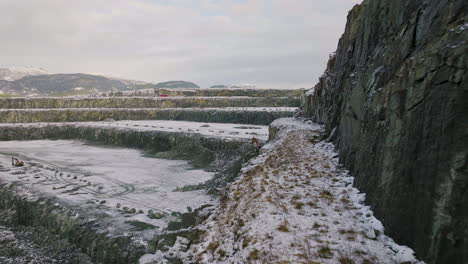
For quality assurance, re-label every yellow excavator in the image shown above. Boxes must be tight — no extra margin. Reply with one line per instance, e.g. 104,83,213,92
12,157,24,167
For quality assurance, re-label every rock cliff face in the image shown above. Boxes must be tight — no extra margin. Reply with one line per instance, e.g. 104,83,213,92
303,0,467,263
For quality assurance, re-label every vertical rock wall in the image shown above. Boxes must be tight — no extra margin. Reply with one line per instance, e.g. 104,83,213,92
303,0,467,263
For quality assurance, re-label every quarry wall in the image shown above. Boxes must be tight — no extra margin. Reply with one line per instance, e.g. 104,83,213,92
303,0,467,263
0,96,300,109
0,108,293,125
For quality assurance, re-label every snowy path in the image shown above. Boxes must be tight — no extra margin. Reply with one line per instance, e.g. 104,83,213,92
193,119,422,264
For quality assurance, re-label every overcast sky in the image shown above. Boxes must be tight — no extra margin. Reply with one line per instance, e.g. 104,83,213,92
1,0,361,88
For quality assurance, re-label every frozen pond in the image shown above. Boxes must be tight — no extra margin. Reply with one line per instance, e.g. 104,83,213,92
0,140,215,228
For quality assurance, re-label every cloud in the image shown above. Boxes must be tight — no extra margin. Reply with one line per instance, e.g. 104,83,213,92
0,0,361,87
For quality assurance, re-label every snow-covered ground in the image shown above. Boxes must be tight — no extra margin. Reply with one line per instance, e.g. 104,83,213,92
0,140,216,230
0,120,269,140
189,118,422,264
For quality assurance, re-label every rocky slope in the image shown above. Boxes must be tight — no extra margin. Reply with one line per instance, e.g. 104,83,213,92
0,208,92,264
303,0,467,263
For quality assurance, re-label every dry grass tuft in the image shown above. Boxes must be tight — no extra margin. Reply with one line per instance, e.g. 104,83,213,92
341,197,350,204
207,241,220,252
320,190,334,200
277,220,290,232
293,201,305,210
317,246,333,259
242,237,251,248
338,256,356,264
247,249,260,261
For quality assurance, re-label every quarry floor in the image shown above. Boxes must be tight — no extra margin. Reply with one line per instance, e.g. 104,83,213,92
0,140,215,225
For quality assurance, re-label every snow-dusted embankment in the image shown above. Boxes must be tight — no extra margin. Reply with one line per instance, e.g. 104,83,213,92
192,118,422,264
0,107,295,125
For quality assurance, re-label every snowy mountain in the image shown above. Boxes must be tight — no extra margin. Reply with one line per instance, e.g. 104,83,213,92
0,66,156,96
0,66,48,81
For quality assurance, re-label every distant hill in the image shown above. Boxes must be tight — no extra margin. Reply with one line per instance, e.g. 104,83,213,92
0,66,48,81
94,74,149,86
231,85,256,89
0,73,138,96
210,85,228,89
0,67,200,96
154,81,200,89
